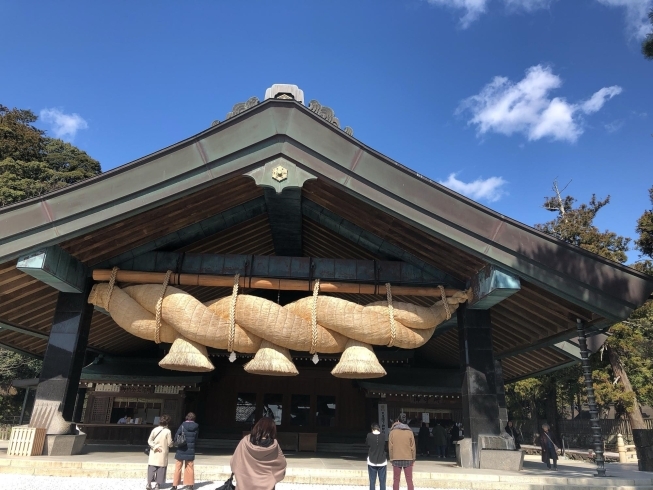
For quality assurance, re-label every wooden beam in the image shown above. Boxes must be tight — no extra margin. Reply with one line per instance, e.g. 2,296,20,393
97,196,268,267
0,341,43,359
302,199,465,289
93,269,468,298
0,318,49,340
505,360,578,383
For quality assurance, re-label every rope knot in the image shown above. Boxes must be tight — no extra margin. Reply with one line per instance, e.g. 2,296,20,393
438,285,451,320
155,270,172,344
310,279,320,363
228,273,240,361
386,283,397,347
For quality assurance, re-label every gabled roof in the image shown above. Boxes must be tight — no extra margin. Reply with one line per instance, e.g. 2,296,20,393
1,97,650,320
1,93,652,380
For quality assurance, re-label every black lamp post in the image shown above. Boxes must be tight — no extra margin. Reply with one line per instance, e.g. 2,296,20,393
576,318,606,477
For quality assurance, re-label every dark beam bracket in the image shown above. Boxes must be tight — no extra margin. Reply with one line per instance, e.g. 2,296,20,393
17,245,87,293
114,252,452,285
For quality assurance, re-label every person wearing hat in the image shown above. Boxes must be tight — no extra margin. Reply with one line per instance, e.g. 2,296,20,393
388,414,416,490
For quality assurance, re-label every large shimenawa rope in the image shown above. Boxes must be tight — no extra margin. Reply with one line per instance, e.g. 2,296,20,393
311,279,320,363
89,278,472,357
386,282,397,348
155,270,173,344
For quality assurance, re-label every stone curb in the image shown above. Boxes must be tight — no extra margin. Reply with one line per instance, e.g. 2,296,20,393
0,458,652,490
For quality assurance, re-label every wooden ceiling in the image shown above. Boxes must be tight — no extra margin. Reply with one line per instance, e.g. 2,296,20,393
0,175,587,380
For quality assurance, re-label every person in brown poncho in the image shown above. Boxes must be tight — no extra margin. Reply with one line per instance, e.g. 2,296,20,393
230,417,286,490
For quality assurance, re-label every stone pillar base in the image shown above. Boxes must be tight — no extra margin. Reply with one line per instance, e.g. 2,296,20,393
455,439,474,468
41,433,86,456
479,449,524,471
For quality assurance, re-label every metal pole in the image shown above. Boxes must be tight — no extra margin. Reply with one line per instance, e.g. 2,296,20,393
18,386,30,425
576,318,606,477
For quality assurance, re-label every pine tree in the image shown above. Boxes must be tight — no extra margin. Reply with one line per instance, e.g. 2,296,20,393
0,104,101,206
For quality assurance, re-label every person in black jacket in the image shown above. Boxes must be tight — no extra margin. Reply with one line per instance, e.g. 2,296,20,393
417,423,430,456
540,423,559,471
366,422,387,490
172,412,199,490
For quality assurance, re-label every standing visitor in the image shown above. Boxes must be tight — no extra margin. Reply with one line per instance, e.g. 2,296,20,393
172,412,199,490
505,420,521,450
147,414,173,490
540,423,559,470
388,414,416,490
366,423,387,490
432,422,447,458
230,417,287,490
417,422,430,457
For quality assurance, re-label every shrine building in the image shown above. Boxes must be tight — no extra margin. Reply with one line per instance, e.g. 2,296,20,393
1,84,652,468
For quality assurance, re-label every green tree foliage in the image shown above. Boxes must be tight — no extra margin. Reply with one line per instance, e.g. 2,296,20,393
643,11,653,60
536,183,630,263
0,104,101,207
634,186,653,273
0,105,45,162
0,350,41,424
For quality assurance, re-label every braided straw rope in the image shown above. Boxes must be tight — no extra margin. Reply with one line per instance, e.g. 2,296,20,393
155,270,173,344
105,267,119,306
310,279,320,355
386,283,396,347
228,273,240,354
439,285,451,320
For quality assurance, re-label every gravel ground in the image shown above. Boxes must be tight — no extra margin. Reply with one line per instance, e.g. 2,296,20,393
1,475,443,490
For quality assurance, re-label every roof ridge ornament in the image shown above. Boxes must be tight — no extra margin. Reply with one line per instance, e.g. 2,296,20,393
225,96,260,119
308,99,353,136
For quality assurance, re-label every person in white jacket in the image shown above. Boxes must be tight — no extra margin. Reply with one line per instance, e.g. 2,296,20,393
147,414,174,490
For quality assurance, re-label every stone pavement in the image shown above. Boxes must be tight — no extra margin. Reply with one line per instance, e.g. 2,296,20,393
1,444,652,489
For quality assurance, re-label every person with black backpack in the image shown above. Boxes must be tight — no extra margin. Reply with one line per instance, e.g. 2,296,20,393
172,412,199,490
366,423,387,490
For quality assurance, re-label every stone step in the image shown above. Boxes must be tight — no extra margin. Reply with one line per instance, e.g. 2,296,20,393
1,458,652,489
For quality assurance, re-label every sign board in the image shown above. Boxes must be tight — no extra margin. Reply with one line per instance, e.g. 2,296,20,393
422,412,430,424
378,403,389,440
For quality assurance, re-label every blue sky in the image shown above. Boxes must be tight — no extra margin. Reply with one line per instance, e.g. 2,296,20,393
1,0,651,263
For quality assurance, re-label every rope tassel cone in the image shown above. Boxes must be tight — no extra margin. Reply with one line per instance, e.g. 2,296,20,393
244,340,299,376
331,339,387,379
87,272,471,378
159,337,215,372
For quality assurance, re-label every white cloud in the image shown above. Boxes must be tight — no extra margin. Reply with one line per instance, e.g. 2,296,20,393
595,0,653,40
580,86,623,114
439,173,508,202
39,108,88,140
425,0,489,28
424,0,653,37
457,64,622,143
